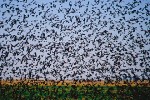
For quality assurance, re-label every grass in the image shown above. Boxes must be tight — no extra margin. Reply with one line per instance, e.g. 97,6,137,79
0,80,150,100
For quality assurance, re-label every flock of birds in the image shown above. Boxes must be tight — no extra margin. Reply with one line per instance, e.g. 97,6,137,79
0,0,150,82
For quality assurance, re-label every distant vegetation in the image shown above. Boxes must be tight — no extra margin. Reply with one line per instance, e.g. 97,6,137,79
1,84,150,99
0,80,150,100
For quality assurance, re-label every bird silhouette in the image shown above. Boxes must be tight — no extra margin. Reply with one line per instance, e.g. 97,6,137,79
0,0,149,87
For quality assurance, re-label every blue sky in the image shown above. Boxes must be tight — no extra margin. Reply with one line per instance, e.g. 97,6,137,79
0,0,150,80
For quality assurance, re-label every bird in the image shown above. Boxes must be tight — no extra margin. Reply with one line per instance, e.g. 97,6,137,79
0,0,149,87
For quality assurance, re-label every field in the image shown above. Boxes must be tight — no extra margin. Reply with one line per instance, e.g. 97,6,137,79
0,80,150,100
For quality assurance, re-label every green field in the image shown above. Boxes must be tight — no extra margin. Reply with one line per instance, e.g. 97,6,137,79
0,83,150,100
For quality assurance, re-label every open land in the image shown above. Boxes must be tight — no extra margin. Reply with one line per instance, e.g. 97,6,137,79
1,79,150,86
0,80,150,99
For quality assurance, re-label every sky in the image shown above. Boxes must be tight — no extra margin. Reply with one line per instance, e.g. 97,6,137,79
0,0,150,81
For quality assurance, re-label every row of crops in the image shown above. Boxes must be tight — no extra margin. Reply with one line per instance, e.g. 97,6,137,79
0,83,150,100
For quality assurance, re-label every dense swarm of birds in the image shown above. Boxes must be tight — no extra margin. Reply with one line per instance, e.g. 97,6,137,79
0,0,150,82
